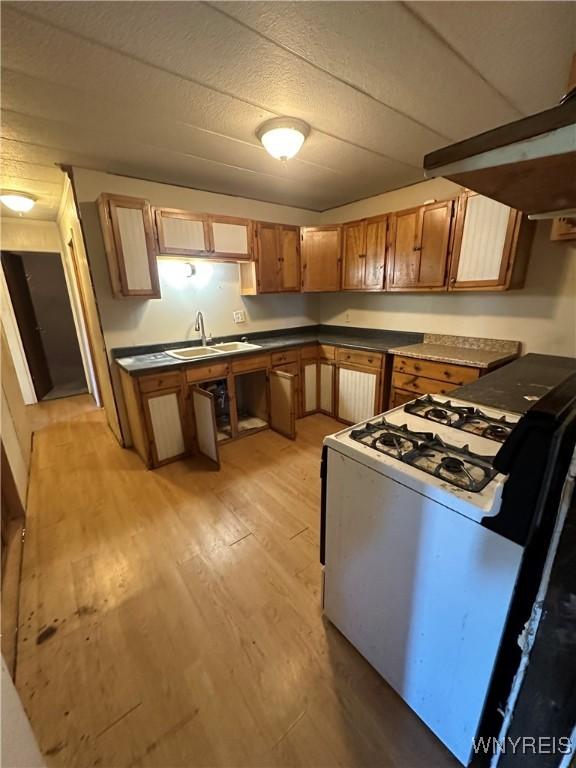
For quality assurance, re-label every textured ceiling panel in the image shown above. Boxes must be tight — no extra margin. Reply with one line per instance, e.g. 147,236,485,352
1,1,572,217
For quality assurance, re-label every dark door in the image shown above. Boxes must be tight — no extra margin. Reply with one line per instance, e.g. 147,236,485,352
1,251,53,399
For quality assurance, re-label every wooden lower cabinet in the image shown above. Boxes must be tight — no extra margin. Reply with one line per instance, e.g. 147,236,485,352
273,360,302,418
336,364,381,424
319,361,335,415
302,359,318,415
389,354,482,408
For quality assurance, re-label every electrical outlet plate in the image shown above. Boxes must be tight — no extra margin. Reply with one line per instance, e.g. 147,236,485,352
233,310,246,324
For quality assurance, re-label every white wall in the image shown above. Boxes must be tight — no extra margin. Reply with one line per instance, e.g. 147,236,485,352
73,168,320,351
318,180,576,357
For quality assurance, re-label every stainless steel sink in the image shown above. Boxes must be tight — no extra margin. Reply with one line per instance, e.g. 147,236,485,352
212,341,262,352
166,346,224,360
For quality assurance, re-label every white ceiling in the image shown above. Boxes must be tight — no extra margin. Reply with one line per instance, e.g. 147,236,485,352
1,1,574,219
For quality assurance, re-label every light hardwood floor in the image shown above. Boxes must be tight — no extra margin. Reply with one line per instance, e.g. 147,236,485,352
16,397,457,768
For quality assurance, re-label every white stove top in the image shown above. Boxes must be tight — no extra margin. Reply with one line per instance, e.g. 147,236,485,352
323,396,521,524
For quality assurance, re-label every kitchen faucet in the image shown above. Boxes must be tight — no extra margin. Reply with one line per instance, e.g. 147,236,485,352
194,310,208,346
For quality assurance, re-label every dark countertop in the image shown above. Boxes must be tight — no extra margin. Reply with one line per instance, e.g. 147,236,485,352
113,325,423,375
454,353,576,414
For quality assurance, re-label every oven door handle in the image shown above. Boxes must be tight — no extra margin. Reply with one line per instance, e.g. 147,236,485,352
320,446,327,565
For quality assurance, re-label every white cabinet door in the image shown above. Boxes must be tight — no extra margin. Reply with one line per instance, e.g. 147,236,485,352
319,362,334,415
451,194,516,289
145,390,186,464
269,370,296,440
210,218,251,259
156,210,209,256
302,362,318,414
192,387,220,467
337,366,378,424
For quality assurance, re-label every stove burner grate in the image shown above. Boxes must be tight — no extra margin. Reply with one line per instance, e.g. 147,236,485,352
404,395,517,443
403,438,497,492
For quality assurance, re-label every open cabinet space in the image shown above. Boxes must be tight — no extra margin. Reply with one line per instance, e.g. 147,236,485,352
234,370,269,436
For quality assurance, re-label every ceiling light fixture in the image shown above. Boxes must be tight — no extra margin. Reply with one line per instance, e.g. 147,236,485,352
257,117,310,161
0,191,36,213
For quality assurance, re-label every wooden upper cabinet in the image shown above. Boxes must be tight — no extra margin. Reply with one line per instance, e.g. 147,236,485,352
301,226,342,292
154,209,252,261
387,200,454,291
155,208,210,257
449,192,533,291
342,216,387,291
240,222,300,294
209,215,252,261
98,194,160,299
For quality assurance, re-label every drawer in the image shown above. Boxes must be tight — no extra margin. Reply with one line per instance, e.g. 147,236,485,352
336,348,382,368
393,356,480,385
271,349,299,366
186,362,230,383
300,344,318,360
318,344,335,360
273,361,299,377
232,353,271,373
139,371,182,393
392,372,459,397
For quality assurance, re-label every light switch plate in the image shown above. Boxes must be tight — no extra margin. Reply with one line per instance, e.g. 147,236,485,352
233,310,246,324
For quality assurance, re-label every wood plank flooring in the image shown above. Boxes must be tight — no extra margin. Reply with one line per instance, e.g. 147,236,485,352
16,398,458,768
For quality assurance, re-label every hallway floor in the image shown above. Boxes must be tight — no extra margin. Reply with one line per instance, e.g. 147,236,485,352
16,397,457,768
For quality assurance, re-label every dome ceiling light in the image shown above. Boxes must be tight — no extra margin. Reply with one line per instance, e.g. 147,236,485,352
257,117,310,161
0,191,36,213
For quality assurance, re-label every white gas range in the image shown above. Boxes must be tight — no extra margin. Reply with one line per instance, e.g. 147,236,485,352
321,395,524,766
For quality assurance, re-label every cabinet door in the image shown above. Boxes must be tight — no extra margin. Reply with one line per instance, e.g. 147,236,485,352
449,193,520,290
269,370,296,440
342,220,366,290
273,361,301,418
279,226,301,292
209,216,252,260
98,194,160,298
301,227,342,292
192,386,220,467
319,362,334,415
337,365,380,424
387,202,452,290
143,388,187,466
364,216,387,290
302,361,318,414
155,208,210,256
256,222,281,293
390,388,415,408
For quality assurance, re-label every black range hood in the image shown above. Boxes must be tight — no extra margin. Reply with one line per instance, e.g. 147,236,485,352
423,99,576,216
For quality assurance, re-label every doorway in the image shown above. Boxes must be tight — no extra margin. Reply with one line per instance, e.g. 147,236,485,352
1,251,88,401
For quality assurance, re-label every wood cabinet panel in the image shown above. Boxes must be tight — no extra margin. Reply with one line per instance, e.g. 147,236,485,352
336,365,380,424
301,226,342,292
271,349,299,366
449,192,532,291
391,372,459,397
139,371,182,393
387,201,453,291
269,370,296,440
336,348,382,369
392,356,480,385
550,216,576,241
143,389,187,465
302,361,318,415
272,361,301,418
390,388,416,408
364,216,387,290
319,362,335,415
231,354,271,373
98,194,160,298
300,344,319,360
342,221,366,290
185,363,230,383
257,222,280,293
318,344,336,360
280,226,301,292
155,208,210,256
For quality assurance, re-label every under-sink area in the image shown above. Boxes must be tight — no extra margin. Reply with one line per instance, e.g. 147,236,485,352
166,341,262,360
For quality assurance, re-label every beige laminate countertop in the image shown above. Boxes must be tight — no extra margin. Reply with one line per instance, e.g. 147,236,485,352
387,342,519,369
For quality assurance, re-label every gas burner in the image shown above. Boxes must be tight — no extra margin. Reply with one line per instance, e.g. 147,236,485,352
405,396,517,443
405,395,473,425
350,419,433,458
404,438,497,493
454,412,515,443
